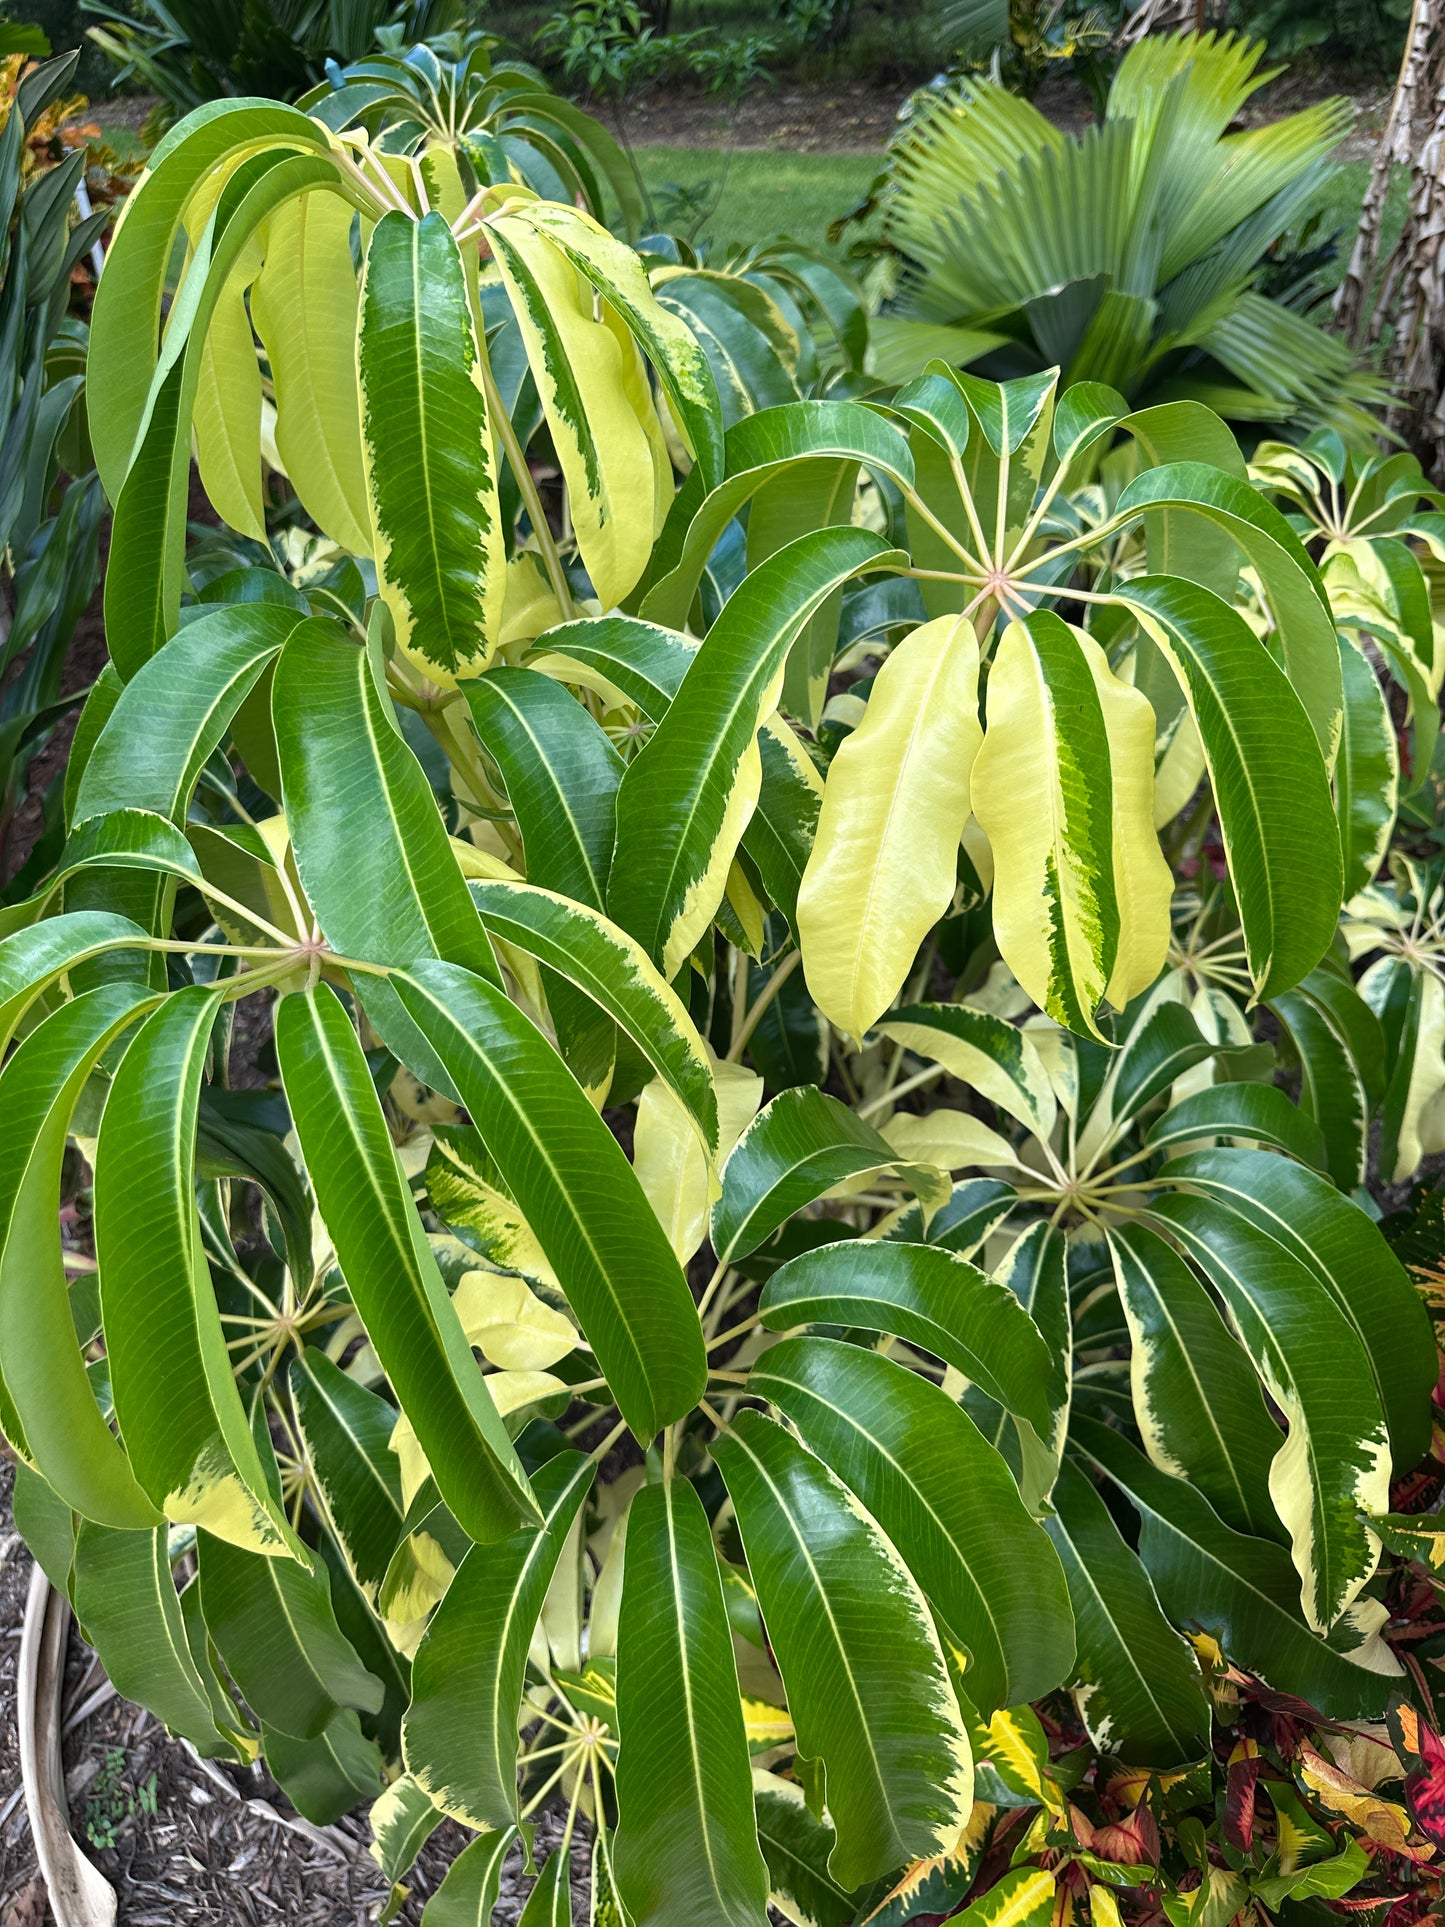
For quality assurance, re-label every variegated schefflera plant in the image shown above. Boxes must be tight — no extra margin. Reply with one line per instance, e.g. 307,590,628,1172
0,88,1439,1927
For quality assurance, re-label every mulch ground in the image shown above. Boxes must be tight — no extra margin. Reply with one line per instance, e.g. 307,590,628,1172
590,65,1395,158
0,1467,588,1927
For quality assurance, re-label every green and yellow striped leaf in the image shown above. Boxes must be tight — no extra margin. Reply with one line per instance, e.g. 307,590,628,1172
609,528,899,977
357,210,506,681
970,610,1172,1037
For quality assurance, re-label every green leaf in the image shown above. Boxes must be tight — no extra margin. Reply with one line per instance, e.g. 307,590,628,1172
467,879,717,1153
640,401,912,631
422,1830,518,1927
1159,1147,1435,1476
357,210,505,680
198,1520,383,1741
1117,577,1342,999
393,960,706,1439
403,1451,595,1829
274,614,498,1078
72,1520,252,1759
712,1086,942,1264
758,1238,1056,1448
0,910,149,1052
750,1336,1073,1714
713,1410,973,1891
74,603,304,820
1108,1224,1284,1541
613,1476,770,1927
276,983,540,1542
1045,1458,1210,1768
1073,1417,1397,1722
608,528,900,977
1149,1184,1389,1631
462,668,623,908
1145,1082,1328,1168
519,1848,572,1927
752,1774,854,1927
1116,462,1342,759
262,1709,385,1826
290,1348,406,1608
0,985,162,1526
275,615,495,975
1334,633,1396,897
1267,970,1383,1190
94,987,298,1554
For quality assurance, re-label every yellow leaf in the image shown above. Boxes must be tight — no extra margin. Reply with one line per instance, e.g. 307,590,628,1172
451,1269,578,1370
250,191,373,557
798,614,982,1041
882,1107,1026,1175
634,1057,763,1262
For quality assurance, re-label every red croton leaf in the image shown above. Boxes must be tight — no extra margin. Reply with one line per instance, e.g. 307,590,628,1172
1393,1703,1445,1849
1225,1740,1262,1856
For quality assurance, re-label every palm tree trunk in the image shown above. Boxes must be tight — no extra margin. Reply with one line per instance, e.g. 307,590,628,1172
1334,0,1435,343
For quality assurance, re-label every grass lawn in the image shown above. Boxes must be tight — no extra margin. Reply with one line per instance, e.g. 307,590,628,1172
632,145,882,260
1314,158,1407,289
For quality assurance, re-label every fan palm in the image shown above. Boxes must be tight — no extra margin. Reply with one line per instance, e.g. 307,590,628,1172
872,31,1381,434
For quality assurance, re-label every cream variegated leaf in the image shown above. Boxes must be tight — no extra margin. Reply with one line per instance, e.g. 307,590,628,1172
797,614,982,1042
971,611,1172,1038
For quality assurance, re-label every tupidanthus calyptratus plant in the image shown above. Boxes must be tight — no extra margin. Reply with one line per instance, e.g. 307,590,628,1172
0,85,1434,1927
